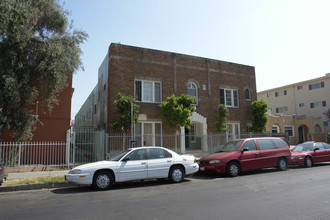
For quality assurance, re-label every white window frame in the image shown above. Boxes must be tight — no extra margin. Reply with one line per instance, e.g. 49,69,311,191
138,121,162,147
276,106,288,113
220,88,239,108
275,90,287,97
309,81,324,90
135,80,162,103
245,88,251,101
272,125,280,133
310,101,326,109
187,82,198,105
227,123,240,140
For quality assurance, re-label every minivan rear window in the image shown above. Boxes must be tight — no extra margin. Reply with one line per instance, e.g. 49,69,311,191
256,139,287,150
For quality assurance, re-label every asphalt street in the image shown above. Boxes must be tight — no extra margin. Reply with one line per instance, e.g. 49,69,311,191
1,164,330,220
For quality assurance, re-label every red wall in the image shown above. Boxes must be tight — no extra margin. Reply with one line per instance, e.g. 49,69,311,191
2,77,73,142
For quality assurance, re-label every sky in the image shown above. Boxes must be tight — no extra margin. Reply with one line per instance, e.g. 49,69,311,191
63,0,330,119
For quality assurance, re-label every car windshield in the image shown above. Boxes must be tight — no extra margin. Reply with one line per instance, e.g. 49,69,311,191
215,140,244,153
292,144,313,152
110,150,131,161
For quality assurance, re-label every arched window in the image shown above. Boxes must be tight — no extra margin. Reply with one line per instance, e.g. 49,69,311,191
245,88,251,100
187,82,198,105
272,125,280,133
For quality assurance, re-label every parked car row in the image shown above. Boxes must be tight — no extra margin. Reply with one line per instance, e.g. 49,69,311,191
65,138,330,191
199,138,330,177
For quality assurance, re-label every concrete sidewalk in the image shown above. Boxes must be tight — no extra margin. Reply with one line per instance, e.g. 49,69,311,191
6,170,70,180
1,170,78,193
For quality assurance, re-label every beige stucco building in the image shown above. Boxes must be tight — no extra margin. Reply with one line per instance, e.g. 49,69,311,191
258,73,330,144
265,115,324,145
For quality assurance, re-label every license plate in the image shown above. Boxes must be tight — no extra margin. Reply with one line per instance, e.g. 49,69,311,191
200,167,205,171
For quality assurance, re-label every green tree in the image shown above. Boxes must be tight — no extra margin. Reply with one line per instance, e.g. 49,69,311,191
215,104,229,133
250,99,269,132
159,94,196,130
111,92,140,132
0,0,87,141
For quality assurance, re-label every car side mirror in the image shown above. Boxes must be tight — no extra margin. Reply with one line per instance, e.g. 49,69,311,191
314,148,320,152
241,147,249,153
122,157,130,162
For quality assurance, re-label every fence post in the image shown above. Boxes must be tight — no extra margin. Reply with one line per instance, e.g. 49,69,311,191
105,133,108,160
0,142,2,164
18,143,21,173
66,130,71,169
210,133,212,153
73,131,76,168
101,130,105,160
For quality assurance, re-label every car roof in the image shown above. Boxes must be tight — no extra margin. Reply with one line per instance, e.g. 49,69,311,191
233,137,284,141
127,146,167,150
297,142,330,146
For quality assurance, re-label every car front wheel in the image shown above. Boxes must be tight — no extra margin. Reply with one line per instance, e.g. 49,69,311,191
304,156,313,168
169,166,184,183
226,162,240,177
277,158,288,171
93,170,114,191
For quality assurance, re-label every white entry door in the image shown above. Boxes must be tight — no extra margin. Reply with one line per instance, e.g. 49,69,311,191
227,123,240,141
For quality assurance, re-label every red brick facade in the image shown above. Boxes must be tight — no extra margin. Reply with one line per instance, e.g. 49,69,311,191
2,77,73,142
106,44,256,134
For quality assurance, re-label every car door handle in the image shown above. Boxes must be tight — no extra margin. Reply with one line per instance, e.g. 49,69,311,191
255,153,260,155
141,162,147,165
167,160,172,162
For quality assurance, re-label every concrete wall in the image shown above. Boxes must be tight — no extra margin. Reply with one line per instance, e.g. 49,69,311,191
98,53,109,131
75,85,98,129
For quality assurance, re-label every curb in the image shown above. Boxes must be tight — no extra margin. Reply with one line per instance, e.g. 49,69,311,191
0,182,78,193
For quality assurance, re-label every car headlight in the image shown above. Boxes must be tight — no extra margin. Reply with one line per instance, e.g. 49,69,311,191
209,160,221,164
69,169,81,174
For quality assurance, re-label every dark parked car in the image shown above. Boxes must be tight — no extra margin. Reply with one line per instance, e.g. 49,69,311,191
290,142,330,167
0,164,8,186
199,137,291,177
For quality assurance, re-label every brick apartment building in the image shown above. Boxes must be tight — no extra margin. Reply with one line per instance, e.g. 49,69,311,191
2,77,73,142
75,43,257,151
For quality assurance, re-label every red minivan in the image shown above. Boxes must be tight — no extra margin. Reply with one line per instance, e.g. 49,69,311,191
199,137,291,177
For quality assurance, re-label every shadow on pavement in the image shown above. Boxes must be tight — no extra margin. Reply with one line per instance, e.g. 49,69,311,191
51,178,193,194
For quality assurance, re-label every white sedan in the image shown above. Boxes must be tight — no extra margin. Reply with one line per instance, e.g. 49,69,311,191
65,146,199,190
